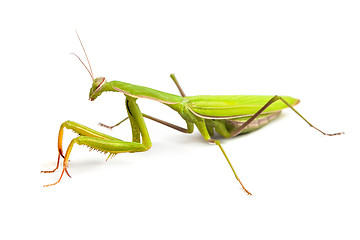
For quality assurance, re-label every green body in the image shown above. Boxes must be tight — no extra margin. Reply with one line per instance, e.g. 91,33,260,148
44,74,341,195
95,80,299,138
42,34,343,193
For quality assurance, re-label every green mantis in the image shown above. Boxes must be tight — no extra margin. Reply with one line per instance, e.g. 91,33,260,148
41,34,343,195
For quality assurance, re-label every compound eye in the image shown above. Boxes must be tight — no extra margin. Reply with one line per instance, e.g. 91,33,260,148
94,77,106,91
94,77,105,84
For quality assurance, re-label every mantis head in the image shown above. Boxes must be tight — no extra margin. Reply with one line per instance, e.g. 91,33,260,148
89,77,107,101
72,31,109,101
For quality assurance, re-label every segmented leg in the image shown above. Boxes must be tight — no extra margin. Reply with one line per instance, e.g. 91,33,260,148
213,139,252,195
99,117,129,130
170,73,186,97
230,95,344,137
42,96,152,187
99,113,194,134
41,153,61,174
195,120,252,195
99,74,192,133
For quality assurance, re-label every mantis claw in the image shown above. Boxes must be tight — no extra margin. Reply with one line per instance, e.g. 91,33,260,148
59,150,65,159
65,168,71,178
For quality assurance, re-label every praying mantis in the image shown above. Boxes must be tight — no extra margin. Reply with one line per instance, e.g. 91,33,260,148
41,33,343,195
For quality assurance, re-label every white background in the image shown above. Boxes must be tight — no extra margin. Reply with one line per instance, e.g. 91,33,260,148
1,0,359,239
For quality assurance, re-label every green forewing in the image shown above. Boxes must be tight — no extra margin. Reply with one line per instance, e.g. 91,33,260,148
185,95,300,117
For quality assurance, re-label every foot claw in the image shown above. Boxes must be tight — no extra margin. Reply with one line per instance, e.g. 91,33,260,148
43,182,59,187
41,169,57,174
325,132,345,136
42,167,68,187
243,188,252,196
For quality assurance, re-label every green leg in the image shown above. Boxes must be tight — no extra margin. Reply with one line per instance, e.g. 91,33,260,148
212,120,232,138
42,96,151,187
170,73,186,97
99,73,191,132
195,120,252,195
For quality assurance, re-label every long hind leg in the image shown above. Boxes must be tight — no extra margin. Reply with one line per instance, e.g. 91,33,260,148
230,95,344,137
194,119,252,195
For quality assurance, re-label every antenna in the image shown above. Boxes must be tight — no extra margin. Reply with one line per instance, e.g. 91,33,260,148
70,53,94,81
74,30,94,80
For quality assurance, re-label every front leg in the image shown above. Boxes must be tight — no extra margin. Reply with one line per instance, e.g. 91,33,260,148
42,96,152,187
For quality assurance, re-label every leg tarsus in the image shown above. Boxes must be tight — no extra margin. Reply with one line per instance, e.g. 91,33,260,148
311,126,344,136
231,95,344,137
98,122,115,129
99,117,129,130
43,140,76,187
277,97,345,136
43,168,66,187
208,139,252,196
41,153,61,174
